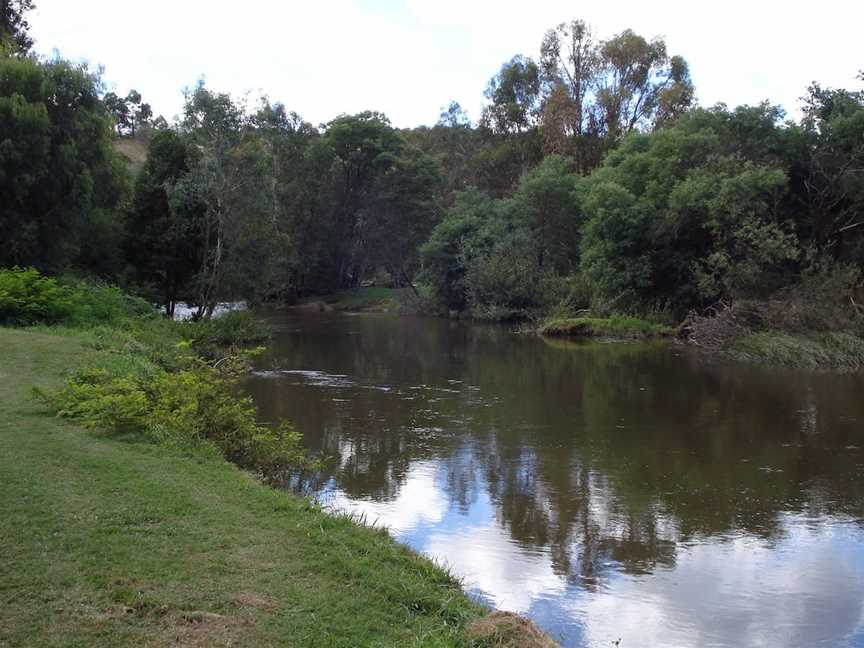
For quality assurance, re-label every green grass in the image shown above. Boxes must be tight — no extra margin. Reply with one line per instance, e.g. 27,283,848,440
0,327,488,647
311,288,401,312
539,315,674,339
729,331,864,370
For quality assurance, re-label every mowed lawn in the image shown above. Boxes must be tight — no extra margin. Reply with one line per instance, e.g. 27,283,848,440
0,328,483,647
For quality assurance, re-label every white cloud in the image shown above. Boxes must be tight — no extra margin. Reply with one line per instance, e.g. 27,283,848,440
30,1,863,127
325,461,448,532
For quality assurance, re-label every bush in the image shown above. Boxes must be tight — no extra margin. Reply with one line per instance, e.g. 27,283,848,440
63,278,159,328
0,268,73,325
39,357,316,472
0,268,161,327
182,310,271,358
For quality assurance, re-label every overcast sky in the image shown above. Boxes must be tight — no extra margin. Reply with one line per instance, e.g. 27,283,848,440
30,0,863,128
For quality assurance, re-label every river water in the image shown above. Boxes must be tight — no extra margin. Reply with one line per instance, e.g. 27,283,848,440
244,312,864,648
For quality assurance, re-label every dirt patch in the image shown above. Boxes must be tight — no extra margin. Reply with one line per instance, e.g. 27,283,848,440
236,592,278,611
465,611,559,647
172,611,246,647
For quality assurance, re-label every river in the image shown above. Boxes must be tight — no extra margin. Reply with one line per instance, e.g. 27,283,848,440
244,312,864,648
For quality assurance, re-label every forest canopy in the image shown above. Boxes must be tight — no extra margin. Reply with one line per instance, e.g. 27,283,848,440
2,3,863,324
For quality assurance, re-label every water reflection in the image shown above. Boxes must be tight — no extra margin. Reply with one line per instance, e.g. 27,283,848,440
245,313,864,647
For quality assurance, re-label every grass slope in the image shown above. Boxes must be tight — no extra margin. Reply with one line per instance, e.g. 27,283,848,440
729,331,864,370
296,288,401,313
0,328,486,647
539,316,674,339
112,135,150,175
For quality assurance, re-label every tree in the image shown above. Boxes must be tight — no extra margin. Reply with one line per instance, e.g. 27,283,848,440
126,130,204,316
579,108,798,312
511,155,581,273
124,89,152,136
539,19,694,173
103,92,129,135
596,29,694,138
406,103,480,204
0,0,35,56
363,146,442,291
420,189,498,312
540,20,598,145
0,55,127,273
178,82,271,317
320,111,442,289
103,89,152,136
481,55,541,135
438,101,471,128
794,79,864,261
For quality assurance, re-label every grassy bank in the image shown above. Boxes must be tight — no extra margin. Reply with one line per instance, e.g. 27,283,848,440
539,315,674,339
297,288,401,313
728,331,864,370
0,327,492,647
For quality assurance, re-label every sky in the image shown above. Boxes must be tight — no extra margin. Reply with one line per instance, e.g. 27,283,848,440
30,0,863,128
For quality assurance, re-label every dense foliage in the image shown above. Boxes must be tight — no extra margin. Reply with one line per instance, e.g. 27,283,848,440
2,4,862,329
0,55,128,274
0,267,310,472
45,361,313,471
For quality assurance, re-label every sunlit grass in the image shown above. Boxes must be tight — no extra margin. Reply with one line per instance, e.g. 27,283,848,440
0,327,489,647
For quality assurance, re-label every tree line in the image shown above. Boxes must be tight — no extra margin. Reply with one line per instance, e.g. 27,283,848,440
2,5,862,321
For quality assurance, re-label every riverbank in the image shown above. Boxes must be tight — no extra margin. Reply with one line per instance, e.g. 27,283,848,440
0,326,559,647
294,288,402,313
725,331,864,370
680,299,864,371
539,315,675,339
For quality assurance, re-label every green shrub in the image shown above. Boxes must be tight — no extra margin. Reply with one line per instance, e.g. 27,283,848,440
39,357,316,472
182,310,271,358
0,268,162,328
0,268,73,325
63,278,159,328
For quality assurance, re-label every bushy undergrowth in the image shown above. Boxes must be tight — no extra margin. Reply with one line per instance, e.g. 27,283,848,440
4,268,313,473
0,268,74,325
682,266,864,368
37,357,317,472
0,267,158,327
183,310,271,358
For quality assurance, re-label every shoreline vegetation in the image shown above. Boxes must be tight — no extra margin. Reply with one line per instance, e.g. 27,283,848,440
300,287,864,370
538,315,675,339
2,2,864,644
0,270,556,647
3,7,863,375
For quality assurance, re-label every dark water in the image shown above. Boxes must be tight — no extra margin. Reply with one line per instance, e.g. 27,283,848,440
245,312,864,648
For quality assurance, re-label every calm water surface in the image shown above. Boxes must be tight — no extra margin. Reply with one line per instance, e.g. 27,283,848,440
245,312,864,648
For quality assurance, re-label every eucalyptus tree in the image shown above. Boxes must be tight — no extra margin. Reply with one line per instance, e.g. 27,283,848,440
0,0,34,56
539,19,694,173
178,83,273,317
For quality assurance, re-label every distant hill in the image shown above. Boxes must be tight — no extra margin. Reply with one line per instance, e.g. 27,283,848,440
112,130,152,174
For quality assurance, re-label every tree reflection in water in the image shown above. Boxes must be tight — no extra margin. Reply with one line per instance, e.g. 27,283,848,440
246,313,864,648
